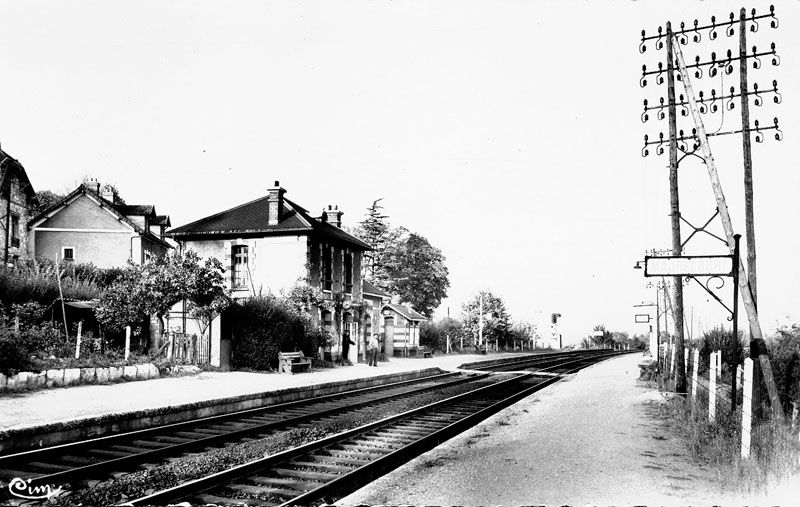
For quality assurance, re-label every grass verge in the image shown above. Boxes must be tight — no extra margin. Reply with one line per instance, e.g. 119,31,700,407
658,393,800,498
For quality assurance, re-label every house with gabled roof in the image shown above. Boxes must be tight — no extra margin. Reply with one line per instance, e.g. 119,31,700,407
382,302,427,357
0,147,36,265
166,181,372,364
27,178,172,268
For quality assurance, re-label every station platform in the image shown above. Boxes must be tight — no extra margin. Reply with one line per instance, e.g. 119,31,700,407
337,352,797,506
0,352,528,452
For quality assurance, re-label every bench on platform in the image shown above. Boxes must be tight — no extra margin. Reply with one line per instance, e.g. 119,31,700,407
279,351,312,374
417,345,433,358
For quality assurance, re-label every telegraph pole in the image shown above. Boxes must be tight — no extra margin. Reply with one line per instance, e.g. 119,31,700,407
739,8,757,308
666,22,687,394
739,7,762,418
673,39,785,424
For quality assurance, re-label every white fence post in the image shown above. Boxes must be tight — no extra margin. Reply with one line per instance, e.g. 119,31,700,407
124,325,131,360
74,321,83,359
691,349,700,416
709,351,718,423
716,350,722,380
741,357,754,459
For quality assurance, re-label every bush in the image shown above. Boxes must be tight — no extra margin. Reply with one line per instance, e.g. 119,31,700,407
766,325,800,417
698,326,744,379
228,296,327,371
0,260,104,310
420,317,464,352
0,323,62,375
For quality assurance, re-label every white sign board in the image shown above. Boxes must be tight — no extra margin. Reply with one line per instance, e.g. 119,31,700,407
634,314,651,323
645,255,733,277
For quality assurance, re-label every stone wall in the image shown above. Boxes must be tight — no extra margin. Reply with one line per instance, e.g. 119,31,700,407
0,363,160,393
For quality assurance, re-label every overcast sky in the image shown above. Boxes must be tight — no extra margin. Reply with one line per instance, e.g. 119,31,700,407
2,1,798,345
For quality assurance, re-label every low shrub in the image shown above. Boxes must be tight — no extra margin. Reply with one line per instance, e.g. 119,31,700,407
0,323,62,375
0,260,104,310
697,325,744,380
766,325,800,417
228,296,327,371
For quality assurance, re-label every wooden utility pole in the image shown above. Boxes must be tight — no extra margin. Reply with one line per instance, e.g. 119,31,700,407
666,22,687,394
739,8,757,309
739,7,763,419
54,255,69,341
673,37,785,424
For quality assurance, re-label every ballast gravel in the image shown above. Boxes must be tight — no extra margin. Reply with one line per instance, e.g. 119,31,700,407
49,376,496,506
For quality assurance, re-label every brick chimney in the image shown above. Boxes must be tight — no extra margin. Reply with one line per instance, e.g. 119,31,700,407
82,177,100,194
321,205,343,228
100,185,115,203
267,181,285,226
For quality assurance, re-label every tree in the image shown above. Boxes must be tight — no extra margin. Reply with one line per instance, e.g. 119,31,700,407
462,291,511,348
386,232,449,318
94,265,149,333
355,199,392,286
591,324,614,348
420,317,464,352
510,321,538,349
354,200,450,317
31,190,65,217
95,251,230,347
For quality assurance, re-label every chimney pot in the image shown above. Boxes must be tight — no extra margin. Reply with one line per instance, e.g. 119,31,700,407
322,205,344,228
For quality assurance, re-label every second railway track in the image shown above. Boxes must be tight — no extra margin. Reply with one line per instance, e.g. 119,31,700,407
126,350,629,507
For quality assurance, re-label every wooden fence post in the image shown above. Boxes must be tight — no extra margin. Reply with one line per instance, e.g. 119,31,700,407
124,325,131,360
709,351,718,423
741,357,754,459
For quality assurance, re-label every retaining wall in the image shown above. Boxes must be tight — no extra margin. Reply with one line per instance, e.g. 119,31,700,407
0,364,160,393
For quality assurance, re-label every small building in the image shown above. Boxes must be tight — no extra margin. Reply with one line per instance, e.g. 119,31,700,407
27,179,172,267
360,280,392,362
0,148,36,265
382,302,427,357
165,181,371,366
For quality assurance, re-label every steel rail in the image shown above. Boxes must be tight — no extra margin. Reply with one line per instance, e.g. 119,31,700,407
472,349,615,373
123,373,531,506
126,351,625,506
286,360,599,506
462,349,605,371
0,371,471,487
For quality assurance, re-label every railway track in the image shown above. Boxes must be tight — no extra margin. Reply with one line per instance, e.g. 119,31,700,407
0,371,481,490
126,350,627,507
468,349,617,373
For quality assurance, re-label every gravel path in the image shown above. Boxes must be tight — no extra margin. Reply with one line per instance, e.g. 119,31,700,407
336,353,778,506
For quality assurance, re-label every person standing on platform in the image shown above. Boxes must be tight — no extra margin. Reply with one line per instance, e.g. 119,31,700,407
341,330,355,365
368,334,380,367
